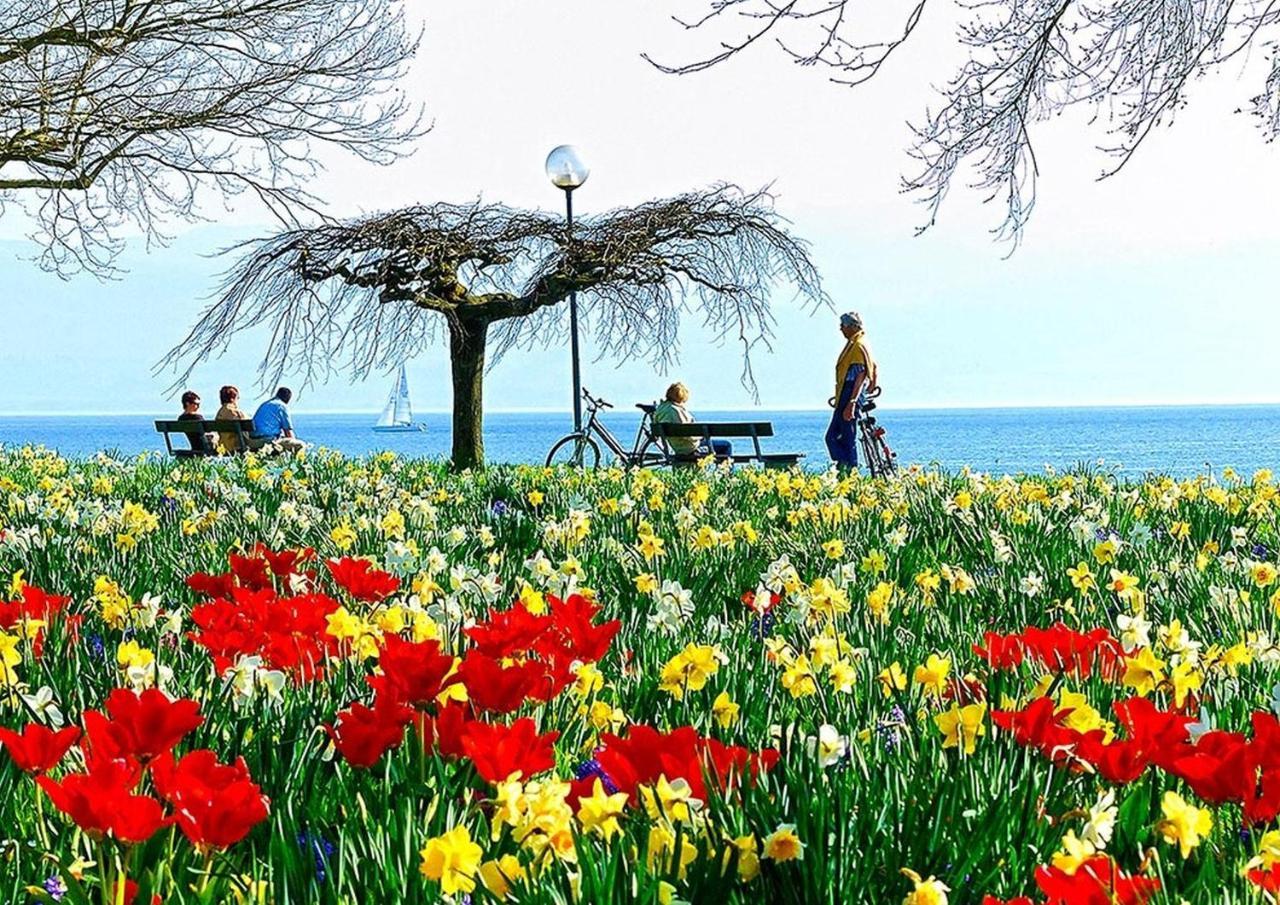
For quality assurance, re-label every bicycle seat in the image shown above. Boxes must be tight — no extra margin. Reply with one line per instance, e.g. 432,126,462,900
636,403,655,414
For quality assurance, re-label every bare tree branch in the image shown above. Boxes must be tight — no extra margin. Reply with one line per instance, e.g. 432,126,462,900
0,0,426,276
652,0,1280,243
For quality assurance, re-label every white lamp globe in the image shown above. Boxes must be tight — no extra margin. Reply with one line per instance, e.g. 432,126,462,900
545,145,590,190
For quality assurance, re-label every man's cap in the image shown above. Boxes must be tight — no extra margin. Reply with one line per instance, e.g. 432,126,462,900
839,311,863,329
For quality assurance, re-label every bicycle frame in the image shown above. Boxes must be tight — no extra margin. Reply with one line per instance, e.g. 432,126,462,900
579,392,664,465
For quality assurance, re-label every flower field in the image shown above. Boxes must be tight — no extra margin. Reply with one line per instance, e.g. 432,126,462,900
1,446,1279,904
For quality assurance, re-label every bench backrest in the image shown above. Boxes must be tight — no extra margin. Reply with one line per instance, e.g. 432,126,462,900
154,419,254,434
154,419,254,456
653,422,775,439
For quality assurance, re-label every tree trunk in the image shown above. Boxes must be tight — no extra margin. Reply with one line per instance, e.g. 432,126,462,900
448,316,488,469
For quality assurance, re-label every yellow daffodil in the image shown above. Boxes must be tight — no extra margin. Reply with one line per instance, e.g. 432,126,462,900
933,702,986,755
1122,647,1166,697
913,653,951,697
419,825,483,895
711,690,740,728
901,868,949,905
1157,791,1212,859
762,824,804,862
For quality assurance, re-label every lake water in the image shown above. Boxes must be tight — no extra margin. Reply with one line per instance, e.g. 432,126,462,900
0,405,1277,477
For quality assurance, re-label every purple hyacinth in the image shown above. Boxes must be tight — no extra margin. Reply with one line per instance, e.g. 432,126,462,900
574,757,619,794
42,876,67,901
490,499,510,518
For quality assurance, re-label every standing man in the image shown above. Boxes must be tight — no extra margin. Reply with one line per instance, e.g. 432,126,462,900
250,386,306,452
825,311,877,470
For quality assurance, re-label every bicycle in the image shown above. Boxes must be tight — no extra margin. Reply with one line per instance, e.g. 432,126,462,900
828,385,899,478
857,387,898,478
545,389,668,468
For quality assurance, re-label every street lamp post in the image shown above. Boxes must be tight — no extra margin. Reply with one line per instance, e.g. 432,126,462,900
545,145,590,432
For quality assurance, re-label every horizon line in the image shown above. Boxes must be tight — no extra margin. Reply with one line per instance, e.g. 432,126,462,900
3,398,1280,418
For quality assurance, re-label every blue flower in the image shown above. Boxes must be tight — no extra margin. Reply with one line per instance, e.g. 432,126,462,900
750,611,776,640
297,831,336,884
573,757,619,794
86,633,106,660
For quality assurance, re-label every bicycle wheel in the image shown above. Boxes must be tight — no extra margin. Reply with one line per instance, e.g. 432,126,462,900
545,433,601,469
877,436,898,475
858,425,877,476
630,438,669,468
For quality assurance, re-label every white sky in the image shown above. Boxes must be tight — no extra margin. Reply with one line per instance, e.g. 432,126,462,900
2,0,1279,415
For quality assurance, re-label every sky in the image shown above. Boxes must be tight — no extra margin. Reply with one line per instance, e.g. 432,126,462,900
2,1,1279,416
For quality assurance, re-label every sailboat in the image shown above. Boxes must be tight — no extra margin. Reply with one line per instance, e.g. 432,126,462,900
372,364,426,433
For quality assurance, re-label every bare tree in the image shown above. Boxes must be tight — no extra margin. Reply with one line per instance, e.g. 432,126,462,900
163,186,826,468
0,0,423,275
649,0,1280,243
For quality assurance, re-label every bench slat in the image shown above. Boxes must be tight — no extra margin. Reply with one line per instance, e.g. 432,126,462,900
654,422,775,438
154,419,253,433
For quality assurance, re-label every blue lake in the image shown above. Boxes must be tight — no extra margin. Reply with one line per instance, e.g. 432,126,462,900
1,405,1277,477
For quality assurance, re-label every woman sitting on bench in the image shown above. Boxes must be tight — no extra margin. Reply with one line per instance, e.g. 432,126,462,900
177,390,215,454
653,382,732,460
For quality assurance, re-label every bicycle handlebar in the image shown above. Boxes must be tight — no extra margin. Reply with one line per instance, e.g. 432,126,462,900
827,385,884,408
581,388,613,410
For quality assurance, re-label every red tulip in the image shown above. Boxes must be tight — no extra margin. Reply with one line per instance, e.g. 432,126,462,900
596,724,776,803
185,571,239,600
366,635,459,707
326,557,400,602
151,749,269,848
539,593,622,665
457,652,550,714
465,604,552,659
1034,854,1159,905
327,698,413,768
84,689,203,762
0,723,81,774
254,543,315,577
37,757,168,843
0,584,69,631
425,702,472,758
461,718,559,783
227,552,273,591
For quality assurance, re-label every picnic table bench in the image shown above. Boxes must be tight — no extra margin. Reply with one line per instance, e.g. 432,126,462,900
154,419,254,458
652,420,803,469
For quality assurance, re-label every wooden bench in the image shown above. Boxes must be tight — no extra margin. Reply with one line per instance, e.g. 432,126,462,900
154,419,255,458
652,421,803,469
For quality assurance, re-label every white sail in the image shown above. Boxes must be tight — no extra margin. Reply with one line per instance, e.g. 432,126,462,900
374,364,419,430
392,364,412,425
374,368,401,428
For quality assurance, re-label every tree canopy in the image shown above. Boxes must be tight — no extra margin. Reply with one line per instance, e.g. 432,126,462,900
164,185,826,467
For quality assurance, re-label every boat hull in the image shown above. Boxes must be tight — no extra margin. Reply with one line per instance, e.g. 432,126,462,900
372,424,426,433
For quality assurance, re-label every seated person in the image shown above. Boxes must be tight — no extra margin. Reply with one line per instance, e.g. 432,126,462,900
177,390,215,454
214,384,249,454
653,382,732,460
250,386,306,452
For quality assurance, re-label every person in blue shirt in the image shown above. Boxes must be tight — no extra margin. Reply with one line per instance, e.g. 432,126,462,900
250,387,306,452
